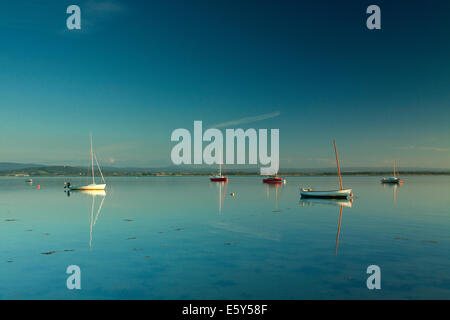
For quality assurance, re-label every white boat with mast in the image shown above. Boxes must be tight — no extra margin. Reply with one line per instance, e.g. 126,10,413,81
70,135,106,191
300,140,352,199
381,160,402,184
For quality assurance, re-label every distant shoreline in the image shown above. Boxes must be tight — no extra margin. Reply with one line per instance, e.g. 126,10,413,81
2,172,450,178
2,163,450,177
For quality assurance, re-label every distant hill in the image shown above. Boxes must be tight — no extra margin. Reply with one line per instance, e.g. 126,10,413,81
0,162,44,170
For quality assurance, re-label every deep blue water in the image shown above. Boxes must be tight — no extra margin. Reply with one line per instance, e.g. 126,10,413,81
1,176,449,299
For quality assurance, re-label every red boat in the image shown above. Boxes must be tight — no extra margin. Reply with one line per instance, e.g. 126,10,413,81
263,176,284,184
210,162,228,182
210,176,228,182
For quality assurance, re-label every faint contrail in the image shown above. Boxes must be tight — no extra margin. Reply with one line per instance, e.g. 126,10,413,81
209,111,280,128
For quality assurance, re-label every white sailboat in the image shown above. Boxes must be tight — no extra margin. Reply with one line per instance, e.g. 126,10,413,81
381,160,401,184
70,135,106,191
300,140,352,199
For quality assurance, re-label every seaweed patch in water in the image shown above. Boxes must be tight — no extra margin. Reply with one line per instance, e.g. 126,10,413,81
41,251,57,255
421,240,438,243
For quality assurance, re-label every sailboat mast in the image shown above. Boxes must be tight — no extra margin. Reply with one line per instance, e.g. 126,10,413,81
334,140,343,190
393,160,396,178
90,134,95,185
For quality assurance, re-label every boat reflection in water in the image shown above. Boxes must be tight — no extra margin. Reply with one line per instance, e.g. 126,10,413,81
383,182,400,206
266,182,285,210
335,204,344,256
299,197,353,256
69,189,106,248
299,198,352,208
214,181,227,214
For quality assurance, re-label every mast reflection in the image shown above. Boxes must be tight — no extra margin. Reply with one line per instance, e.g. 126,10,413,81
69,189,106,248
266,183,284,210
215,181,227,214
299,197,353,255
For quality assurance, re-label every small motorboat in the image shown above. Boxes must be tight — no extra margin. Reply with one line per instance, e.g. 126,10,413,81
263,176,284,184
26,179,33,183
300,187,352,199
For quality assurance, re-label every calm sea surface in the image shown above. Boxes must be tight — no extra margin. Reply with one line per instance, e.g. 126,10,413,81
1,176,450,299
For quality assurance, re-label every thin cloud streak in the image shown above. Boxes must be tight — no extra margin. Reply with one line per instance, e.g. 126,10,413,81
396,145,448,152
209,111,280,128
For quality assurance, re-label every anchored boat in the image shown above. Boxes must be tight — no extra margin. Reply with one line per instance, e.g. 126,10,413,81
70,135,106,191
263,175,284,184
210,161,228,182
300,140,352,199
381,160,401,184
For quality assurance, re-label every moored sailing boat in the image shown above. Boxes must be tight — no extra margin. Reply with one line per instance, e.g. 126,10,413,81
300,140,352,199
262,161,285,184
70,135,106,190
210,161,228,182
381,160,401,184
262,175,284,184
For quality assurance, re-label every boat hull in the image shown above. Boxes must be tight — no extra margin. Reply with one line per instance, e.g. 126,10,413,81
381,177,400,184
79,190,106,196
70,184,106,191
300,188,352,199
263,177,284,184
210,177,228,182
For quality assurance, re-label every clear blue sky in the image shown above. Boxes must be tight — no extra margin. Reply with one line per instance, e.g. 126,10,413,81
0,0,449,168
